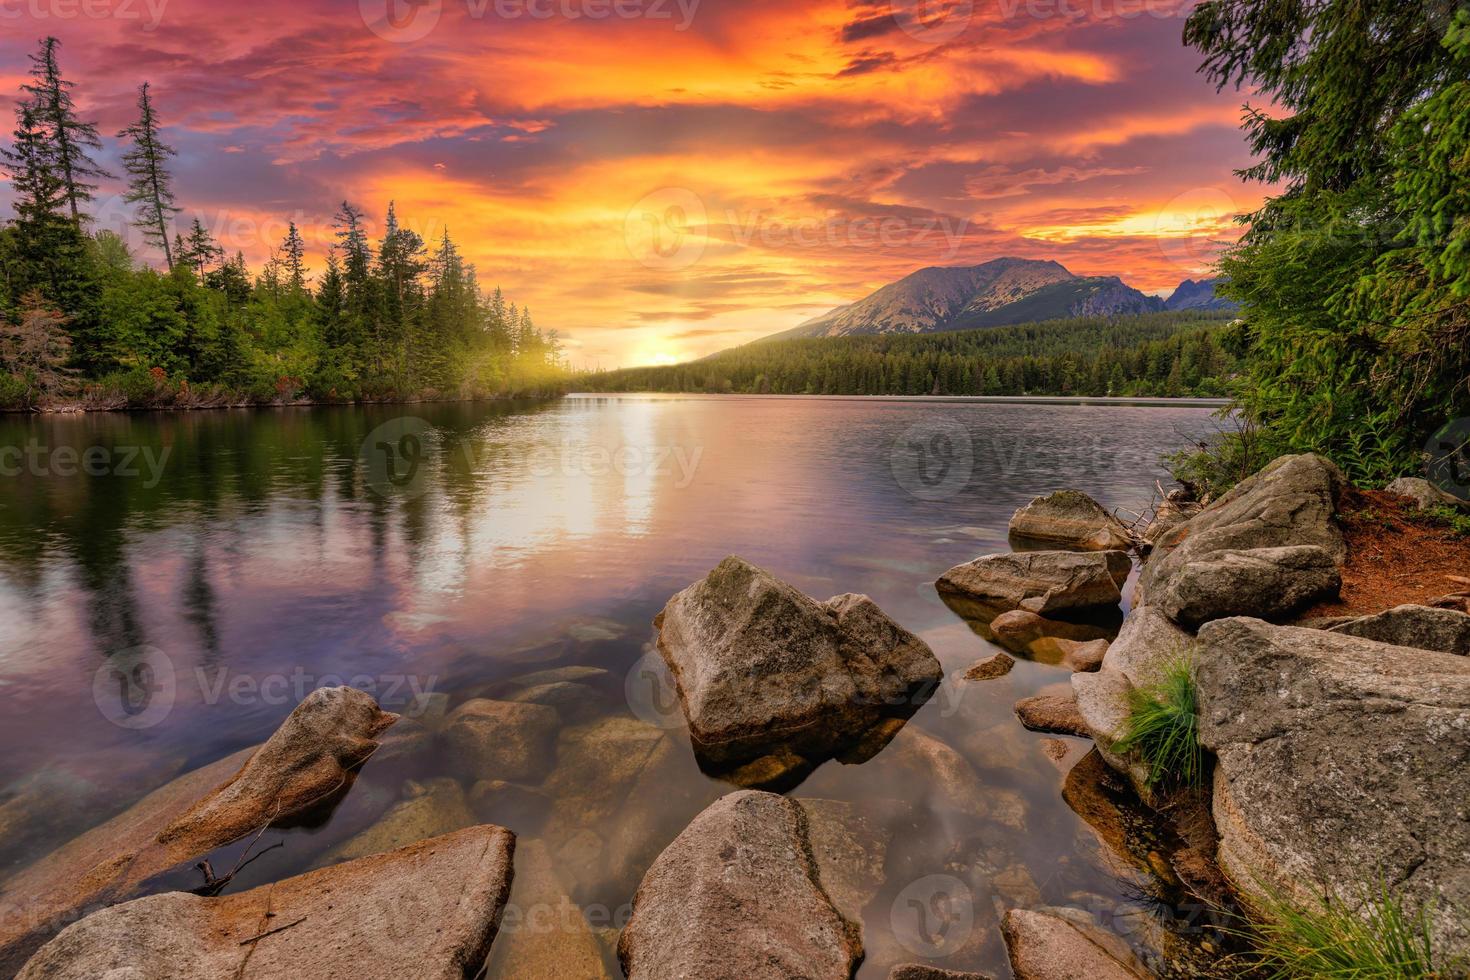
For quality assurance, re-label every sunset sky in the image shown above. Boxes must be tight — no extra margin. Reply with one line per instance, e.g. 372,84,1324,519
0,0,1265,367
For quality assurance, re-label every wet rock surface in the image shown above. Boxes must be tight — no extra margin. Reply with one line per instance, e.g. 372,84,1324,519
655,556,942,775
938,550,1132,616
1009,490,1135,552
1001,907,1152,980
16,825,516,980
0,687,398,974
1195,617,1470,959
443,698,560,783
1014,693,1090,737
618,790,861,980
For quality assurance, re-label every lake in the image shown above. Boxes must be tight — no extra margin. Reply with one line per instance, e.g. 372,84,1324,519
0,394,1229,977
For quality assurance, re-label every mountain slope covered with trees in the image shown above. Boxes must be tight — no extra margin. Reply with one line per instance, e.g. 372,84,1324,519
579,312,1239,397
0,38,566,410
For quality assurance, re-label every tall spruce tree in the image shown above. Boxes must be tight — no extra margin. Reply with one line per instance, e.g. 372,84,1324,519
282,222,308,293
23,37,110,228
118,82,180,269
1,103,85,305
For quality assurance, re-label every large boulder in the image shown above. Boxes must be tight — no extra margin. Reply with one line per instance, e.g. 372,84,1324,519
655,557,942,772
1001,907,1151,980
0,687,398,974
1327,604,1470,656
618,790,862,980
1195,618,1470,958
1009,490,1135,552
443,698,559,783
1152,545,1341,629
1100,603,1194,686
1141,454,1345,625
16,825,516,980
937,551,1132,616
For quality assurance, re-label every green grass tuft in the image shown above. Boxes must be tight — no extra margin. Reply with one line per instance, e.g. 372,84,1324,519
1113,656,1205,790
1246,881,1453,979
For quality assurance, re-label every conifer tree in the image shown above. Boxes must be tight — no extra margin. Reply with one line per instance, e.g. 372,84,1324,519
117,82,180,270
282,222,308,293
1,103,84,302
23,37,110,227
183,218,223,280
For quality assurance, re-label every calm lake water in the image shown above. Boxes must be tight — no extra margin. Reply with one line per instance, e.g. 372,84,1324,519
0,394,1225,978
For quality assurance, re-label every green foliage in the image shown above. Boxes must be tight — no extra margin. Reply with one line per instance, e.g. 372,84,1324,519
1421,506,1470,537
1181,2,1470,495
1112,657,1205,790
1244,881,1452,979
579,312,1240,398
0,54,567,408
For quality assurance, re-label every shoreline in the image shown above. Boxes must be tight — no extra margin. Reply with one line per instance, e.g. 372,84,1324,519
3,390,570,417
568,391,1233,409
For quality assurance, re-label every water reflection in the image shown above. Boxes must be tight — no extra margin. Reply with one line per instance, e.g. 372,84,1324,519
0,395,1224,977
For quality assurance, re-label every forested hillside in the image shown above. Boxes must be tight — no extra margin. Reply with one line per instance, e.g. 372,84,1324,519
0,38,566,411
579,312,1239,397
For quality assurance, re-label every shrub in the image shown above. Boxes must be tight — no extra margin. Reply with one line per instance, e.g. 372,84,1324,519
1245,881,1453,979
1113,657,1205,790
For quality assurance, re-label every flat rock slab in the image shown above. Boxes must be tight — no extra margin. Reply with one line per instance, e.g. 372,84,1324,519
1009,490,1135,552
963,652,1016,681
1015,694,1090,737
1196,618,1470,959
0,687,398,975
618,790,861,980
17,824,516,980
1141,453,1345,626
890,965,996,979
938,551,1131,616
655,556,942,770
1327,603,1470,656
1001,907,1152,980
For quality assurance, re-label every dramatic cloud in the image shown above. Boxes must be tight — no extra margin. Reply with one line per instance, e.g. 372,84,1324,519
0,0,1263,366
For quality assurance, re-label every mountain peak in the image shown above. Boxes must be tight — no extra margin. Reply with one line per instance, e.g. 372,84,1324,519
776,259,1163,339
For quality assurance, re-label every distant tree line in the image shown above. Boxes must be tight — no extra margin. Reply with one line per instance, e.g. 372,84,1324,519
578,312,1241,398
0,37,566,410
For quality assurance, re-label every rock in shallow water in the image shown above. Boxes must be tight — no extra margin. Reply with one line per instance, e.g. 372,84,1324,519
0,687,398,974
1195,617,1470,960
889,964,996,979
1014,693,1090,737
1001,907,1152,980
963,652,1015,681
1010,490,1135,552
618,790,862,980
443,698,559,783
16,825,516,980
938,550,1132,616
655,556,942,775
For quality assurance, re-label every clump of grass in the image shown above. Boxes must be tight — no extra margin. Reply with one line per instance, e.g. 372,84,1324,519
1113,656,1204,790
1246,881,1452,979
1422,505,1470,538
